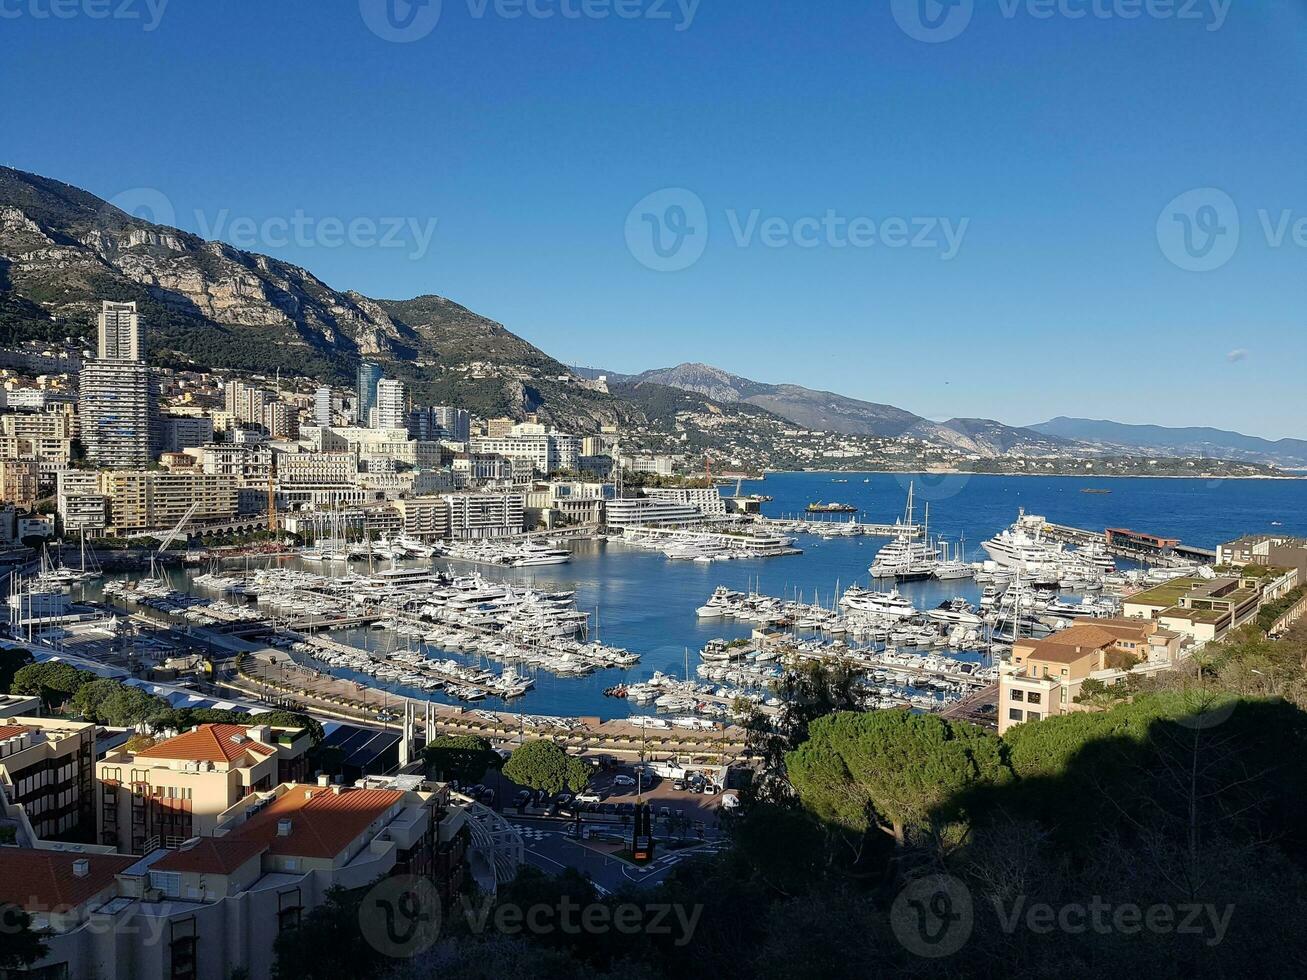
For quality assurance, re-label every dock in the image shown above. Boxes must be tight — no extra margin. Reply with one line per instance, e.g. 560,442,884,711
1040,522,1216,566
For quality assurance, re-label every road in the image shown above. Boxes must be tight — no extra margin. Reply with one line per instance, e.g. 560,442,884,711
510,814,721,894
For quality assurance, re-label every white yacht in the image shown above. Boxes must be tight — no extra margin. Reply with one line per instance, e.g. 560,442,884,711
509,541,572,566
839,585,918,620
980,510,1067,570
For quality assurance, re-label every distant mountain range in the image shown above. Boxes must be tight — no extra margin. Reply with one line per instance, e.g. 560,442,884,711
1,165,1298,471
578,365,1307,469
579,363,1077,457
1027,418,1307,469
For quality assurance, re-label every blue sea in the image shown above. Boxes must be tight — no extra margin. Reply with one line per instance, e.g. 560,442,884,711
111,472,1304,721
306,472,1306,720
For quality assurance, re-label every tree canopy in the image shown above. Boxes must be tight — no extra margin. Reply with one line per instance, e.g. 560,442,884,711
501,740,589,795
422,734,502,785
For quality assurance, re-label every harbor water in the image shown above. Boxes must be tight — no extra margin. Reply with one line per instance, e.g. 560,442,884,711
98,472,1306,720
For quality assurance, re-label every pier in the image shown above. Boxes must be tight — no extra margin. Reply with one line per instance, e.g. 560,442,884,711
1040,522,1216,566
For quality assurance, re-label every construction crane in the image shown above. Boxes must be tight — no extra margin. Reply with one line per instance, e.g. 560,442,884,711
155,501,199,556
267,452,279,534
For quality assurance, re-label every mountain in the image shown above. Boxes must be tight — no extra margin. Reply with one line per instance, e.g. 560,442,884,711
1029,418,1307,469
0,166,628,430
627,363,1074,456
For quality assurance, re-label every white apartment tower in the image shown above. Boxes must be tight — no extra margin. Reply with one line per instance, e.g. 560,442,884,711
372,378,407,430
79,301,158,468
96,301,144,361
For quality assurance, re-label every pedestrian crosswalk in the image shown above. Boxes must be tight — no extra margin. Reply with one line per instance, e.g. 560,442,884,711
512,824,551,841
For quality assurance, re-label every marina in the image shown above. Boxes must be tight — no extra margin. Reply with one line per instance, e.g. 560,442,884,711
28,471,1305,723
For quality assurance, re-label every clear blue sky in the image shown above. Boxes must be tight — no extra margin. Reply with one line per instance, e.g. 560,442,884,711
5,0,1306,439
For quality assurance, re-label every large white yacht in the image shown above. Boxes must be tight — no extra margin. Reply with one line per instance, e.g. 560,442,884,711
980,510,1067,570
839,585,918,620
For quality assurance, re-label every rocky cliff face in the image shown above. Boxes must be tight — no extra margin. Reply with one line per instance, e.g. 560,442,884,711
0,166,634,430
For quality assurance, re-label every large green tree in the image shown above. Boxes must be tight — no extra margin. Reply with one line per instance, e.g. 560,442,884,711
10,661,96,709
69,678,170,726
501,740,589,795
786,710,1008,849
422,734,502,785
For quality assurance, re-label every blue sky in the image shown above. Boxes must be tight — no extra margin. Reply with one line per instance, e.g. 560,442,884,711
4,0,1306,439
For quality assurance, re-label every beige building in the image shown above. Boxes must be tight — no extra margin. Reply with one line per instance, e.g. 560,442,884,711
5,778,470,980
0,457,40,508
0,717,98,842
999,619,1182,735
1121,574,1279,645
91,471,240,534
96,723,313,853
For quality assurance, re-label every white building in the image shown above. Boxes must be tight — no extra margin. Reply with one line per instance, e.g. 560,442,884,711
443,492,526,539
371,378,407,430
313,386,332,427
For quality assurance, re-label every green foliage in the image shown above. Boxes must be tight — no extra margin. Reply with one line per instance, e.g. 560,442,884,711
501,740,589,795
10,661,97,709
69,678,171,726
0,904,48,970
1258,586,1305,632
422,734,502,785
0,648,34,693
786,711,1009,846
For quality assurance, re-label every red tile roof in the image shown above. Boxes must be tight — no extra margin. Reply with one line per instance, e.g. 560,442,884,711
0,850,135,911
0,725,31,740
225,786,404,859
152,838,268,875
134,724,275,764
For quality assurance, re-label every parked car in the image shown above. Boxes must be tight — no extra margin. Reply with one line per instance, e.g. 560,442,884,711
672,779,686,791
514,790,531,808
555,793,573,807
658,805,672,820
576,791,602,804
617,802,635,815
613,774,636,787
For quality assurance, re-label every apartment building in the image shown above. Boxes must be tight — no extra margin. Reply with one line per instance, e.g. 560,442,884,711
1219,534,1307,582
0,717,97,842
470,426,581,475
409,405,470,442
393,496,453,539
313,386,332,427
6,777,467,980
444,491,526,539
371,378,407,429
998,619,1182,734
223,381,271,427
96,723,314,853
97,301,144,361
56,470,110,531
1121,574,1279,644
619,453,676,477
0,457,40,508
356,361,383,426
262,401,298,440
78,359,159,468
160,415,215,453
96,471,240,534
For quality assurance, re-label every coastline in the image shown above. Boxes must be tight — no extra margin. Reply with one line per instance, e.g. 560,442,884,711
765,469,1307,481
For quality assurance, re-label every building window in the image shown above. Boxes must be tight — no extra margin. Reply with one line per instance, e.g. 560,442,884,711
1009,689,1024,703
1027,691,1042,705
169,919,198,980
1027,712,1041,722
149,871,182,898
1008,708,1024,722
